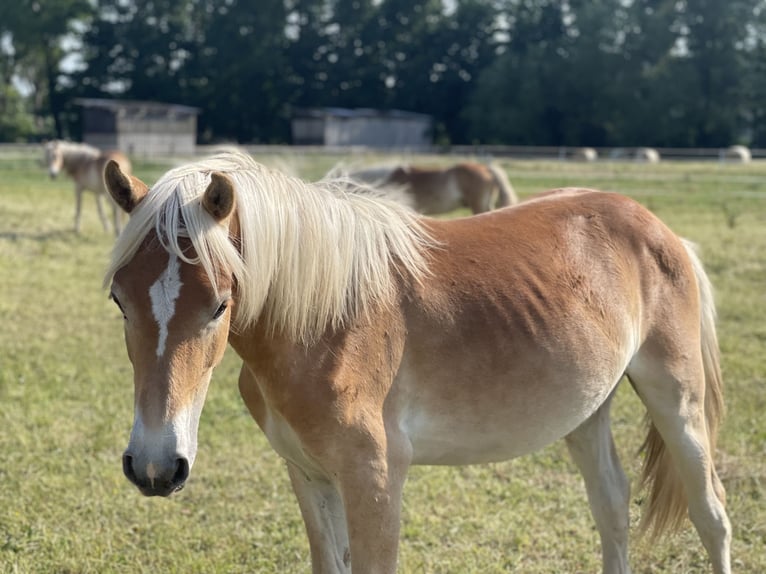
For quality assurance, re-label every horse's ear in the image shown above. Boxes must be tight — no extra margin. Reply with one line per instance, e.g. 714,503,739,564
104,159,147,214
202,172,236,222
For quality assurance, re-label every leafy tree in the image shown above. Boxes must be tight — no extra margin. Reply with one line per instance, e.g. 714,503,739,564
0,44,36,140
0,0,93,138
316,0,385,108
191,0,291,142
6,0,766,146
463,0,571,144
398,0,500,143
285,0,499,144
0,80,37,141
660,0,752,146
71,0,200,98
70,0,291,142
610,0,686,145
464,0,765,147
744,37,766,146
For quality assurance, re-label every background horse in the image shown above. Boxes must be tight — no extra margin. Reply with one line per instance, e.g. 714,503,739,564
44,140,131,235
344,160,518,214
103,151,730,574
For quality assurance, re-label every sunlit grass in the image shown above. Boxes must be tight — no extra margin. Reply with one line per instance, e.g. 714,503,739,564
1,152,764,572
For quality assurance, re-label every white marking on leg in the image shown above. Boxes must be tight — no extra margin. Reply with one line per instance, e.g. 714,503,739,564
149,254,182,357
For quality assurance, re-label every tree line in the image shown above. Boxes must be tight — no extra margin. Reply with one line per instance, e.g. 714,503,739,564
2,0,766,147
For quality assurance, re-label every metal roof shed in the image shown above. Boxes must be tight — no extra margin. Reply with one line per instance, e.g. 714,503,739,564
75,98,200,157
292,108,432,149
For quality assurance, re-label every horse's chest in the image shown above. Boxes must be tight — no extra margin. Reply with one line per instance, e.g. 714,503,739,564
261,408,302,458
259,404,324,474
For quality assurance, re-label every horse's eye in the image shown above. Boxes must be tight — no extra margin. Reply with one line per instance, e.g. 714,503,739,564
213,302,228,320
110,293,127,319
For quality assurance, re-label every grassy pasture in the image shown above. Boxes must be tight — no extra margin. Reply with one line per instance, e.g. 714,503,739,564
0,149,764,573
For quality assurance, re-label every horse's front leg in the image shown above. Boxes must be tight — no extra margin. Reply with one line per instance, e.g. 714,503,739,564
288,463,351,574
73,186,84,233
334,429,411,574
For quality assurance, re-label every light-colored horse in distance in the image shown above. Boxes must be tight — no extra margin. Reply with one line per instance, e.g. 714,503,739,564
44,140,132,236
341,160,518,214
103,151,730,574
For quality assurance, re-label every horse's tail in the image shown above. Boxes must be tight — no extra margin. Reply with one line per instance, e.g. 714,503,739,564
486,163,518,208
683,239,725,454
638,239,725,537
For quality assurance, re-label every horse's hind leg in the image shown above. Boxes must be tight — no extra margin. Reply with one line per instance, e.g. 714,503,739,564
465,185,492,214
94,193,110,233
565,388,631,574
627,347,731,574
110,199,123,236
287,463,351,574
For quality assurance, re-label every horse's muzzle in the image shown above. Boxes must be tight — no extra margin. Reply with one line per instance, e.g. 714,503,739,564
122,452,189,497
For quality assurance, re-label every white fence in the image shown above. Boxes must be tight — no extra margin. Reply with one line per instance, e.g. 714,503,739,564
207,144,766,162
4,142,766,162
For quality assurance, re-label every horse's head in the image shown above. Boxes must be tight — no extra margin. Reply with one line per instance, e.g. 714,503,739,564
388,166,411,184
44,140,62,179
104,160,238,496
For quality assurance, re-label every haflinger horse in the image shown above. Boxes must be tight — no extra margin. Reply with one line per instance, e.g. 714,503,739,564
343,161,518,215
103,150,731,574
44,140,132,236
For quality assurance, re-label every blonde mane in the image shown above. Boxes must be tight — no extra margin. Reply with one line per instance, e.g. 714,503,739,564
104,151,434,342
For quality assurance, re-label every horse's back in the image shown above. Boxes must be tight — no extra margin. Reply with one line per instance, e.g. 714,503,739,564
102,150,132,176
433,189,686,273
434,190,693,321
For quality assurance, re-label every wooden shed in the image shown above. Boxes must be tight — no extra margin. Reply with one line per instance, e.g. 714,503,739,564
75,98,200,157
292,108,432,148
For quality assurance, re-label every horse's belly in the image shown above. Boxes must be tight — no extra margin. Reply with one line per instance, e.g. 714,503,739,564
416,179,462,214
397,367,624,466
404,409,581,465
85,171,105,193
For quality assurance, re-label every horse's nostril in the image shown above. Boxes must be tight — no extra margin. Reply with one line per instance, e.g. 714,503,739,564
122,453,137,484
172,457,189,489
122,453,188,494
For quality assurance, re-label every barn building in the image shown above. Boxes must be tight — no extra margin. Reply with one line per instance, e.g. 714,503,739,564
75,98,200,157
292,107,432,148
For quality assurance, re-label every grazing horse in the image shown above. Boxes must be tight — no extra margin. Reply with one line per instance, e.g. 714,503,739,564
103,151,731,574
345,161,518,214
44,140,131,235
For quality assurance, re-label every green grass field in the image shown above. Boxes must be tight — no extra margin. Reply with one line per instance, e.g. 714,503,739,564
1,150,764,573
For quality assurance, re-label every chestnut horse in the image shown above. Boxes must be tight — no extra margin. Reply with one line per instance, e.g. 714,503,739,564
44,140,131,235
344,161,518,214
103,151,730,573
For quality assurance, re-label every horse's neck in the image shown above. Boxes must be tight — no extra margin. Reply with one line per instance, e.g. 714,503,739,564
227,320,298,380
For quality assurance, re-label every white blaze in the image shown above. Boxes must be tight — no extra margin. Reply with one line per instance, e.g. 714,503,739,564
149,254,183,357
128,372,211,476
